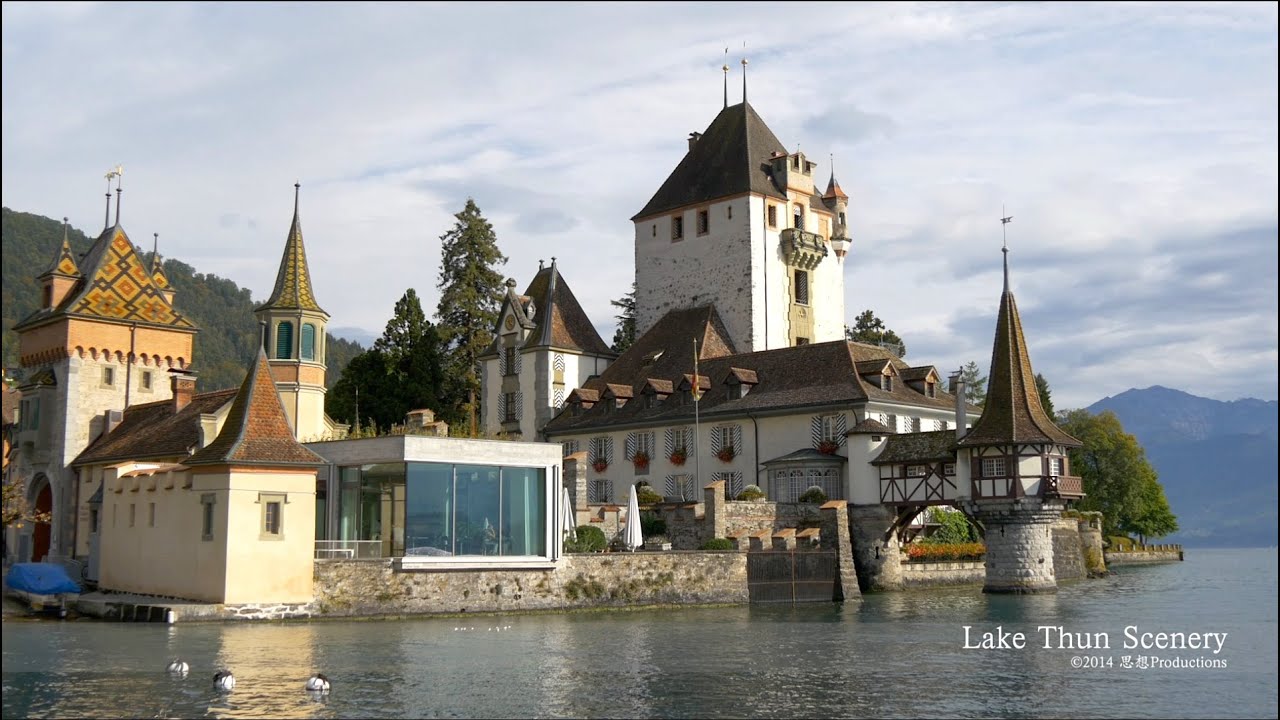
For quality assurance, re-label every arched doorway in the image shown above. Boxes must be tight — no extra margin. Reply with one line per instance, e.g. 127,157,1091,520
31,477,52,562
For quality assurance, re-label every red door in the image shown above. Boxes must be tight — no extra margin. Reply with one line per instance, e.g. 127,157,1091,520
32,483,52,562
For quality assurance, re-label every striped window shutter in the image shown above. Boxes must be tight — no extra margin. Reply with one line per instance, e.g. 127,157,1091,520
515,392,523,420
625,433,638,460
554,388,565,408
497,393,506,422
715,472,744,499
514,350,522,374
553,354,565,372
710,427,723,454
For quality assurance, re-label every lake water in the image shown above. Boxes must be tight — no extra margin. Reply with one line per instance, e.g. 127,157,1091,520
3,548,1276,719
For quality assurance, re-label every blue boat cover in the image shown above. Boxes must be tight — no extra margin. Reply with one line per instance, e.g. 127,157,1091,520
5,563,81,595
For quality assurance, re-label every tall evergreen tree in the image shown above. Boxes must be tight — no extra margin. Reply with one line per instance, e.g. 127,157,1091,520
1034,372,1055,420
435,199,507,435
610,282,637,353
958,360,987,406
844,309,906,357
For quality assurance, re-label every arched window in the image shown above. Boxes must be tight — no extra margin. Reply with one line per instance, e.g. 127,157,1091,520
301,323,316,361
275,321,294,359
793,204,804,231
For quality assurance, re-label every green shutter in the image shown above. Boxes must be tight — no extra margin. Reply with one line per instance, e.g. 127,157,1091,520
276,322,294,359
301,323,316,361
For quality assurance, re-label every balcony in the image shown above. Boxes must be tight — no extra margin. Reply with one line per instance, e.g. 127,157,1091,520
780,228,828,270
1041,475,1084,499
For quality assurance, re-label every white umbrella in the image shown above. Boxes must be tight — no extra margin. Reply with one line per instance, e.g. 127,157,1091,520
561,486,576,542
623,484,644,551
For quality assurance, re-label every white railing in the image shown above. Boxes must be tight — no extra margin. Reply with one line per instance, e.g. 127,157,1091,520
314,540,383,560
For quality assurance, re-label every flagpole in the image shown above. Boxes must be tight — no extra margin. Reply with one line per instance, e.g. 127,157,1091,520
693,337,701,497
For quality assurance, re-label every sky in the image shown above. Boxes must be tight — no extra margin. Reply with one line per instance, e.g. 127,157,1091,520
2,2,1276,410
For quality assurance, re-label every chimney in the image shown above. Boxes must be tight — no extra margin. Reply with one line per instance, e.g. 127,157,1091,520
170,369,197,412
103,409,124,436
687,132,702,151
951,371,966,440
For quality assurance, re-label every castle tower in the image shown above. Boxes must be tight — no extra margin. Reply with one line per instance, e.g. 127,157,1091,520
958,244,1084,593
632,100,849,352
12,211,196,562
253,184,331,442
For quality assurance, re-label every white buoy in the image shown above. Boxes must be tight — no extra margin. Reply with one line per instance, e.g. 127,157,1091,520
166,660,189,676
213,669,235,691
305,673,331,693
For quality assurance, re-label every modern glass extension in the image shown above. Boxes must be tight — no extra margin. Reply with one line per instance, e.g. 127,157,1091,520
321,462,547,559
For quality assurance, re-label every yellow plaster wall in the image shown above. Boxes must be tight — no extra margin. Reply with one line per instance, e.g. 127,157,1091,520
220,468,317,604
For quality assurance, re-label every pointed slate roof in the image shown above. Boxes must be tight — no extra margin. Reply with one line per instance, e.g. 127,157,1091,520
15,224,195,332
632,101,788,221
41,222,81,279
185,347,326,467
258,185,326,315
823,171,848,201
523,261,613,355
958,261,1081,448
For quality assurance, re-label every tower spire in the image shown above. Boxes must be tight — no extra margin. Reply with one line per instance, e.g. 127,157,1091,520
103,167,117,231
741,53,748,104
1001,207,1013,293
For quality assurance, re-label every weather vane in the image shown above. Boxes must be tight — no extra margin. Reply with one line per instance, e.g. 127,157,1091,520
1001,205,1013,251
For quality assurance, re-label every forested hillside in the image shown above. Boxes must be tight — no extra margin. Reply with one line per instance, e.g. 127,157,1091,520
2,207,362,392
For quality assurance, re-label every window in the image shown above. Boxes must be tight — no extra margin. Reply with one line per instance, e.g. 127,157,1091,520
714,471,744,500
793,269,809,305
818,415,843,443
589,478,612,503
909,417,921,433
43,285,53,307
275,321,294,359
839,211,847,225
767,205,778,228
504,347,518,376
727,205,733,220
944,463,956,476
884,414,897,432
982,457,1006,477
795,337,809,346
201,493,216,541
906,465,927,477
102,366,115,387
260,493,286,539
590,436,613,466
697,209,709,235
793,204,804,230
302,323,316,361
1049,457,1064,476
141,370,153,391
562,440,580,457
129,503,136,527
89,507,99,534
652,224,657,237
671,215,684,241
628,431,655,463
503,392,518,423
925,380,936,398
883,375,894,392
148,502,156,527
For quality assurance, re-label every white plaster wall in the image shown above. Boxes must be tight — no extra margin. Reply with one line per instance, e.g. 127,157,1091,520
848,434,889,506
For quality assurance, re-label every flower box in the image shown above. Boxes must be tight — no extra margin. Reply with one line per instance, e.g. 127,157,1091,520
668,449,687,466
632,451,650,470
592,459,609,473
715,447,736,463
816,440,840,455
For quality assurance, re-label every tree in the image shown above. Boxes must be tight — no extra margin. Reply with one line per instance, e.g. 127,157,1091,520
3,475,49,530
328,289,454,432
1059,408,1177,539
958,360,987,406
845,309,906,357
1035,372,1055,420
610,282,637,353
435,199,508,435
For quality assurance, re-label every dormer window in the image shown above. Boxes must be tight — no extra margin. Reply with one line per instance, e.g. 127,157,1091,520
883,375,893,392
926,380,936,398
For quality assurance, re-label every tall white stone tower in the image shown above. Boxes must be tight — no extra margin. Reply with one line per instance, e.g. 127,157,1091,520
631,101,851,353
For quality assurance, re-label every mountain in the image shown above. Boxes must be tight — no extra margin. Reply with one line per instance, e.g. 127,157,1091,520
1088,386,1278,548
2,207,363,392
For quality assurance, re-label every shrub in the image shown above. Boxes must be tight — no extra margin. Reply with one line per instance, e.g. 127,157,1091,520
640,510,667,537
905,542,985,562
798,485,827,504
924,509,978,544
736,484,765,501
636,483,663,505
701,538,736,551
566,525,607,553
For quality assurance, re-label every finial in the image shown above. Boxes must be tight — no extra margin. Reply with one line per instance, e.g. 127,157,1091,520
113,165,124,227
258,320,268,348
294,181,301,213
152,232,159,262
1000,206,1013,293
103,167,117,231
63,216,69,242
506,278,517,289
723,47,729,109
538,259,544,270
550,256,557,267
741,51,748,104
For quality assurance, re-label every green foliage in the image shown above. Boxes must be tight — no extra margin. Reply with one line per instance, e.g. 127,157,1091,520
797,486,827,504
959,360,987,406
1,208,361,392
327,289,455,430
924,509,979,544
610,282,637,353
844,309,906,357
435,199,507,433
639,510,666,537
636,483,663,505
700,538,736,551
1060,409,1178,540
736,484,765,501
1035,372,1055,419
565,525,607,553
906,542,986,562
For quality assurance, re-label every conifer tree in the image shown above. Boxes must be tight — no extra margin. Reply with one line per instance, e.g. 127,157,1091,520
844,309,906,357
610,282,637,353
958,360,988,406
435,199,507,435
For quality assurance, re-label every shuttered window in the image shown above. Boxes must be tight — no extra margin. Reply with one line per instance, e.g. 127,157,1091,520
275,321,294,359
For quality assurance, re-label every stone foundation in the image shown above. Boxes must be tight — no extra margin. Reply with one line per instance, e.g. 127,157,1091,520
900,560,985,587
847,504,904,591
966,499,1064,594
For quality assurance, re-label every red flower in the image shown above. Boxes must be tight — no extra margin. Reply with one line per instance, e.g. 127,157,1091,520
715,446,736,463
817,440,840,455
592,459,609,473
669,449,687,466
632,451,650,469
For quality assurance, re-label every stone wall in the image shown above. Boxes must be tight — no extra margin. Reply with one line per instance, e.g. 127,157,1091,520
900,561,985,588
1105,549,1184,565
847,504,904,591
312,552,748,618
1052,518,1087,581
965,499,1063,594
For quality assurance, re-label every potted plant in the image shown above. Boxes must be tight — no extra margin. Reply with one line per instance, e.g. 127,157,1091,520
592,458,609,473
644,535,672,551
736,484,765,501
816,439,840,455
632,450,650,470
715,446,736,463
668,448,687,466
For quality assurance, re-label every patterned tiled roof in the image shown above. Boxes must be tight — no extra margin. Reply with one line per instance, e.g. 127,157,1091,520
15,225,195,332
632,102,789,221
872,430,957,464
41,224,81,278
72,388,238,466
958,286,1081,448
545,308,976,435
185,348,326,466
258,187,326,314
150,255,171,290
